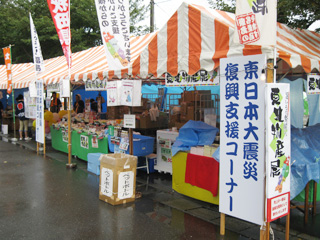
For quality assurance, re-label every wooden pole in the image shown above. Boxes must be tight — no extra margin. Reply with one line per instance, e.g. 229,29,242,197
305,182,309,224
285,212,290,240
220,213,225,235
66,97,76,168
313,181,317,216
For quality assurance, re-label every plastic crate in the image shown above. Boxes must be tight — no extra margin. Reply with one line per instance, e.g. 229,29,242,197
87,153,103,175
108,134,154,157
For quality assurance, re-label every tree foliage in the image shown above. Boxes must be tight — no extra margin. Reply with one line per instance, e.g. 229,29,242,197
208,0,320,31
0,0,149,64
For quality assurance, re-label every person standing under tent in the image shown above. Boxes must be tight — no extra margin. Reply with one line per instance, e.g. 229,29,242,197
16,94,31,141
50,92,62,113
74,94,85,114
0,100,3,131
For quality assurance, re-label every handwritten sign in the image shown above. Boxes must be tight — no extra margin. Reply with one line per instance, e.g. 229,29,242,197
118,171,134,199
101,167,113,197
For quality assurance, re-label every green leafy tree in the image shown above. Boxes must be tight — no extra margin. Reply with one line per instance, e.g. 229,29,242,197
208,0,320,31
0,0,149,64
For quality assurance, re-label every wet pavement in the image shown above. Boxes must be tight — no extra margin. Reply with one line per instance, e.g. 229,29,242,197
0,134,319,240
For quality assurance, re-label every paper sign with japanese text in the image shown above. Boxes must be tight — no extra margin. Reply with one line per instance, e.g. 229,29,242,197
36,79,44,144
165,70,219,86
95,0,130,70
219,54,266,225
266,83,290,222
234,0,277,46
307,74,320,95
85,79,107,91
24,91,37,119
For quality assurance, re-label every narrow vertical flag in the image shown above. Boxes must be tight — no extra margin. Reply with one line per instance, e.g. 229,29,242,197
3,47,12,94
95,0,130,70
47,0,72,67
234,0,277,46
30,13,45,74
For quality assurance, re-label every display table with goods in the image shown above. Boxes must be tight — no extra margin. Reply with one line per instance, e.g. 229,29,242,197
50,116,119,161
170,120,220,204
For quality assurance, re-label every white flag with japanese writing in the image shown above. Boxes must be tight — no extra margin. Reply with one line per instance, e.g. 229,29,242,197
234,0,277,46
30,13,45,74
95,0,130,70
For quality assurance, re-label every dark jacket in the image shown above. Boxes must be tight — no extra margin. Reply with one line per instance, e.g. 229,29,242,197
16,100,27,120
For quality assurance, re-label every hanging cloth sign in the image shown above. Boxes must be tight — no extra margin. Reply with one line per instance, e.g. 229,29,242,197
95,0,130,70
30,13,45,74
3,47,12,94
47,0,72,67
85,79,107,91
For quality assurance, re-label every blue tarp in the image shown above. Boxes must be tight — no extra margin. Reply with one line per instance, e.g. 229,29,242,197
290,125,320,199
172,120,219,156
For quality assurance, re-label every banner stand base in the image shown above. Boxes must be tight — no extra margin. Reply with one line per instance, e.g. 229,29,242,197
66,163,77,169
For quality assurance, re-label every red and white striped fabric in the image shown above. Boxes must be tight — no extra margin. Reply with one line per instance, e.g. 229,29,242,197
1,2,320,90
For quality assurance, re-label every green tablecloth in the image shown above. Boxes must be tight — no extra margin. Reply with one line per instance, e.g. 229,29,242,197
50,126,108,161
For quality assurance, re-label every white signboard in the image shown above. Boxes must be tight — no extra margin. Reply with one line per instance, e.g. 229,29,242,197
36,79,44,144
47,83,60,93
95,0,130,70
85,79,107,91
266,83,290,222
307,74,320,95
124,114,136,128
118,171,134,200
165,70,219,86
101,167,114,197
220,54,266,225
60,78,70,98
24,91,37,119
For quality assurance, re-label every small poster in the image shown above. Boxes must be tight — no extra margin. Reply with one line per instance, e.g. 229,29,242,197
80,135,89,149
92,135,99,148
29,81,37,97
307,74,320,95
107,81,121,106
119,137,129,151
24,91,37,119
159,138,172,163
45,97,51,109
101,167,113,197
60,78,70,98
120,80,142,106
62,130,68,143
118,171,134,199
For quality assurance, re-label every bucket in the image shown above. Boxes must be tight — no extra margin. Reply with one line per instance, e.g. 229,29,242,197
2,124,8,135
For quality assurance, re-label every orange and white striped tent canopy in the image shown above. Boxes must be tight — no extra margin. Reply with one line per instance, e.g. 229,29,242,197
1,2,320,90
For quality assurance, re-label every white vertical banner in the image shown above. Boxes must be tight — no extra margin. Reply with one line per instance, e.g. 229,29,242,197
36,79,44,144
30,13,45,73
120,80,142,106
107,81,121,106
220,54,266,225
234,0,277,46
95,0,130,70
266,83,290,222
60,78,70,98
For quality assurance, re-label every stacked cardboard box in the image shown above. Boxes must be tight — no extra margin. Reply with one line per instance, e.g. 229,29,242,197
171,90,213,129
99,153,137,205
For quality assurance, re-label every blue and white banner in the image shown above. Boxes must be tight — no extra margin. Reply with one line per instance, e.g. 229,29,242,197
219,54,266,225
30,13,45,74
36,79,44,144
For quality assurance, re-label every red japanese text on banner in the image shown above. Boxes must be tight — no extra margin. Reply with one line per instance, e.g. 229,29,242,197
95,0,130,70
47,0,72,67
234,0,277,46
30,13,45,74
3,47,12,94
